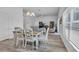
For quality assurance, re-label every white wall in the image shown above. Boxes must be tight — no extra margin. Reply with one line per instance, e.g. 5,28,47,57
0,7,23,41
35,16,58,26
23,16,35,29
58,7,66,18
23,16,58,28
57,7,66,33
0,11,9,40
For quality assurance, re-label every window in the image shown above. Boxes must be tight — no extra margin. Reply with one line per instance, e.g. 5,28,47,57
70,8,79,49
72,23,79,31
73,12,79,21
63,8,79,50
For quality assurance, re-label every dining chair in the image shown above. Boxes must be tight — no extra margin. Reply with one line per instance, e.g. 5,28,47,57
24,27,41,50
24,27,35,50
37,27,49,48
38,27,49,41
13,28,24,48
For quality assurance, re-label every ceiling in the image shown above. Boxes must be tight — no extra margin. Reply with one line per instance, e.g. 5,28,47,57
23,7,60,16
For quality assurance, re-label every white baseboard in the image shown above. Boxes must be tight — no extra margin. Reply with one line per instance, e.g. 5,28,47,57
0,35,13,41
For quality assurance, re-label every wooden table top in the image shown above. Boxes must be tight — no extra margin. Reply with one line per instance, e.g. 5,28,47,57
32,32,38,36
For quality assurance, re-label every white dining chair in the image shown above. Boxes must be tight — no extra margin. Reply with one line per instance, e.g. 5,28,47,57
38,28,49,48
24,27,42,50
13,30,24,48
24,27,35,50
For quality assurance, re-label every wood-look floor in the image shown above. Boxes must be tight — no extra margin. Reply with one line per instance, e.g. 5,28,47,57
0,33,67,52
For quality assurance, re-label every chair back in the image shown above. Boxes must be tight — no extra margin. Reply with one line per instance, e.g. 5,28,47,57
24,27,33,40
45,27,49,40
14,27,22,32
38,27,49,41
13,30,24,40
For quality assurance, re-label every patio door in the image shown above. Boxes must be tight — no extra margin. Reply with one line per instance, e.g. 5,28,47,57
63,8,79,51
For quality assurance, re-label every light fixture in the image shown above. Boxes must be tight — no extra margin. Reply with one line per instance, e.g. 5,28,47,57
26,11,30,16
26,11,35,16
31,12,35,16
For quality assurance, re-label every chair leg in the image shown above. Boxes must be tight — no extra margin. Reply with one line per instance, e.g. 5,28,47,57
32,41,34,50
24,41,27,48
15,40,19,48
44,41,48,48
22,40,25,48
14,39,16,48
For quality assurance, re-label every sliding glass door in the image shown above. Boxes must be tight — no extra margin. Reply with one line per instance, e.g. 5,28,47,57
63,8,79,51
70,8,79,49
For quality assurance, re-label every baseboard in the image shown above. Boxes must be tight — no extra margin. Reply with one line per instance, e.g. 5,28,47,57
0,35,13,41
